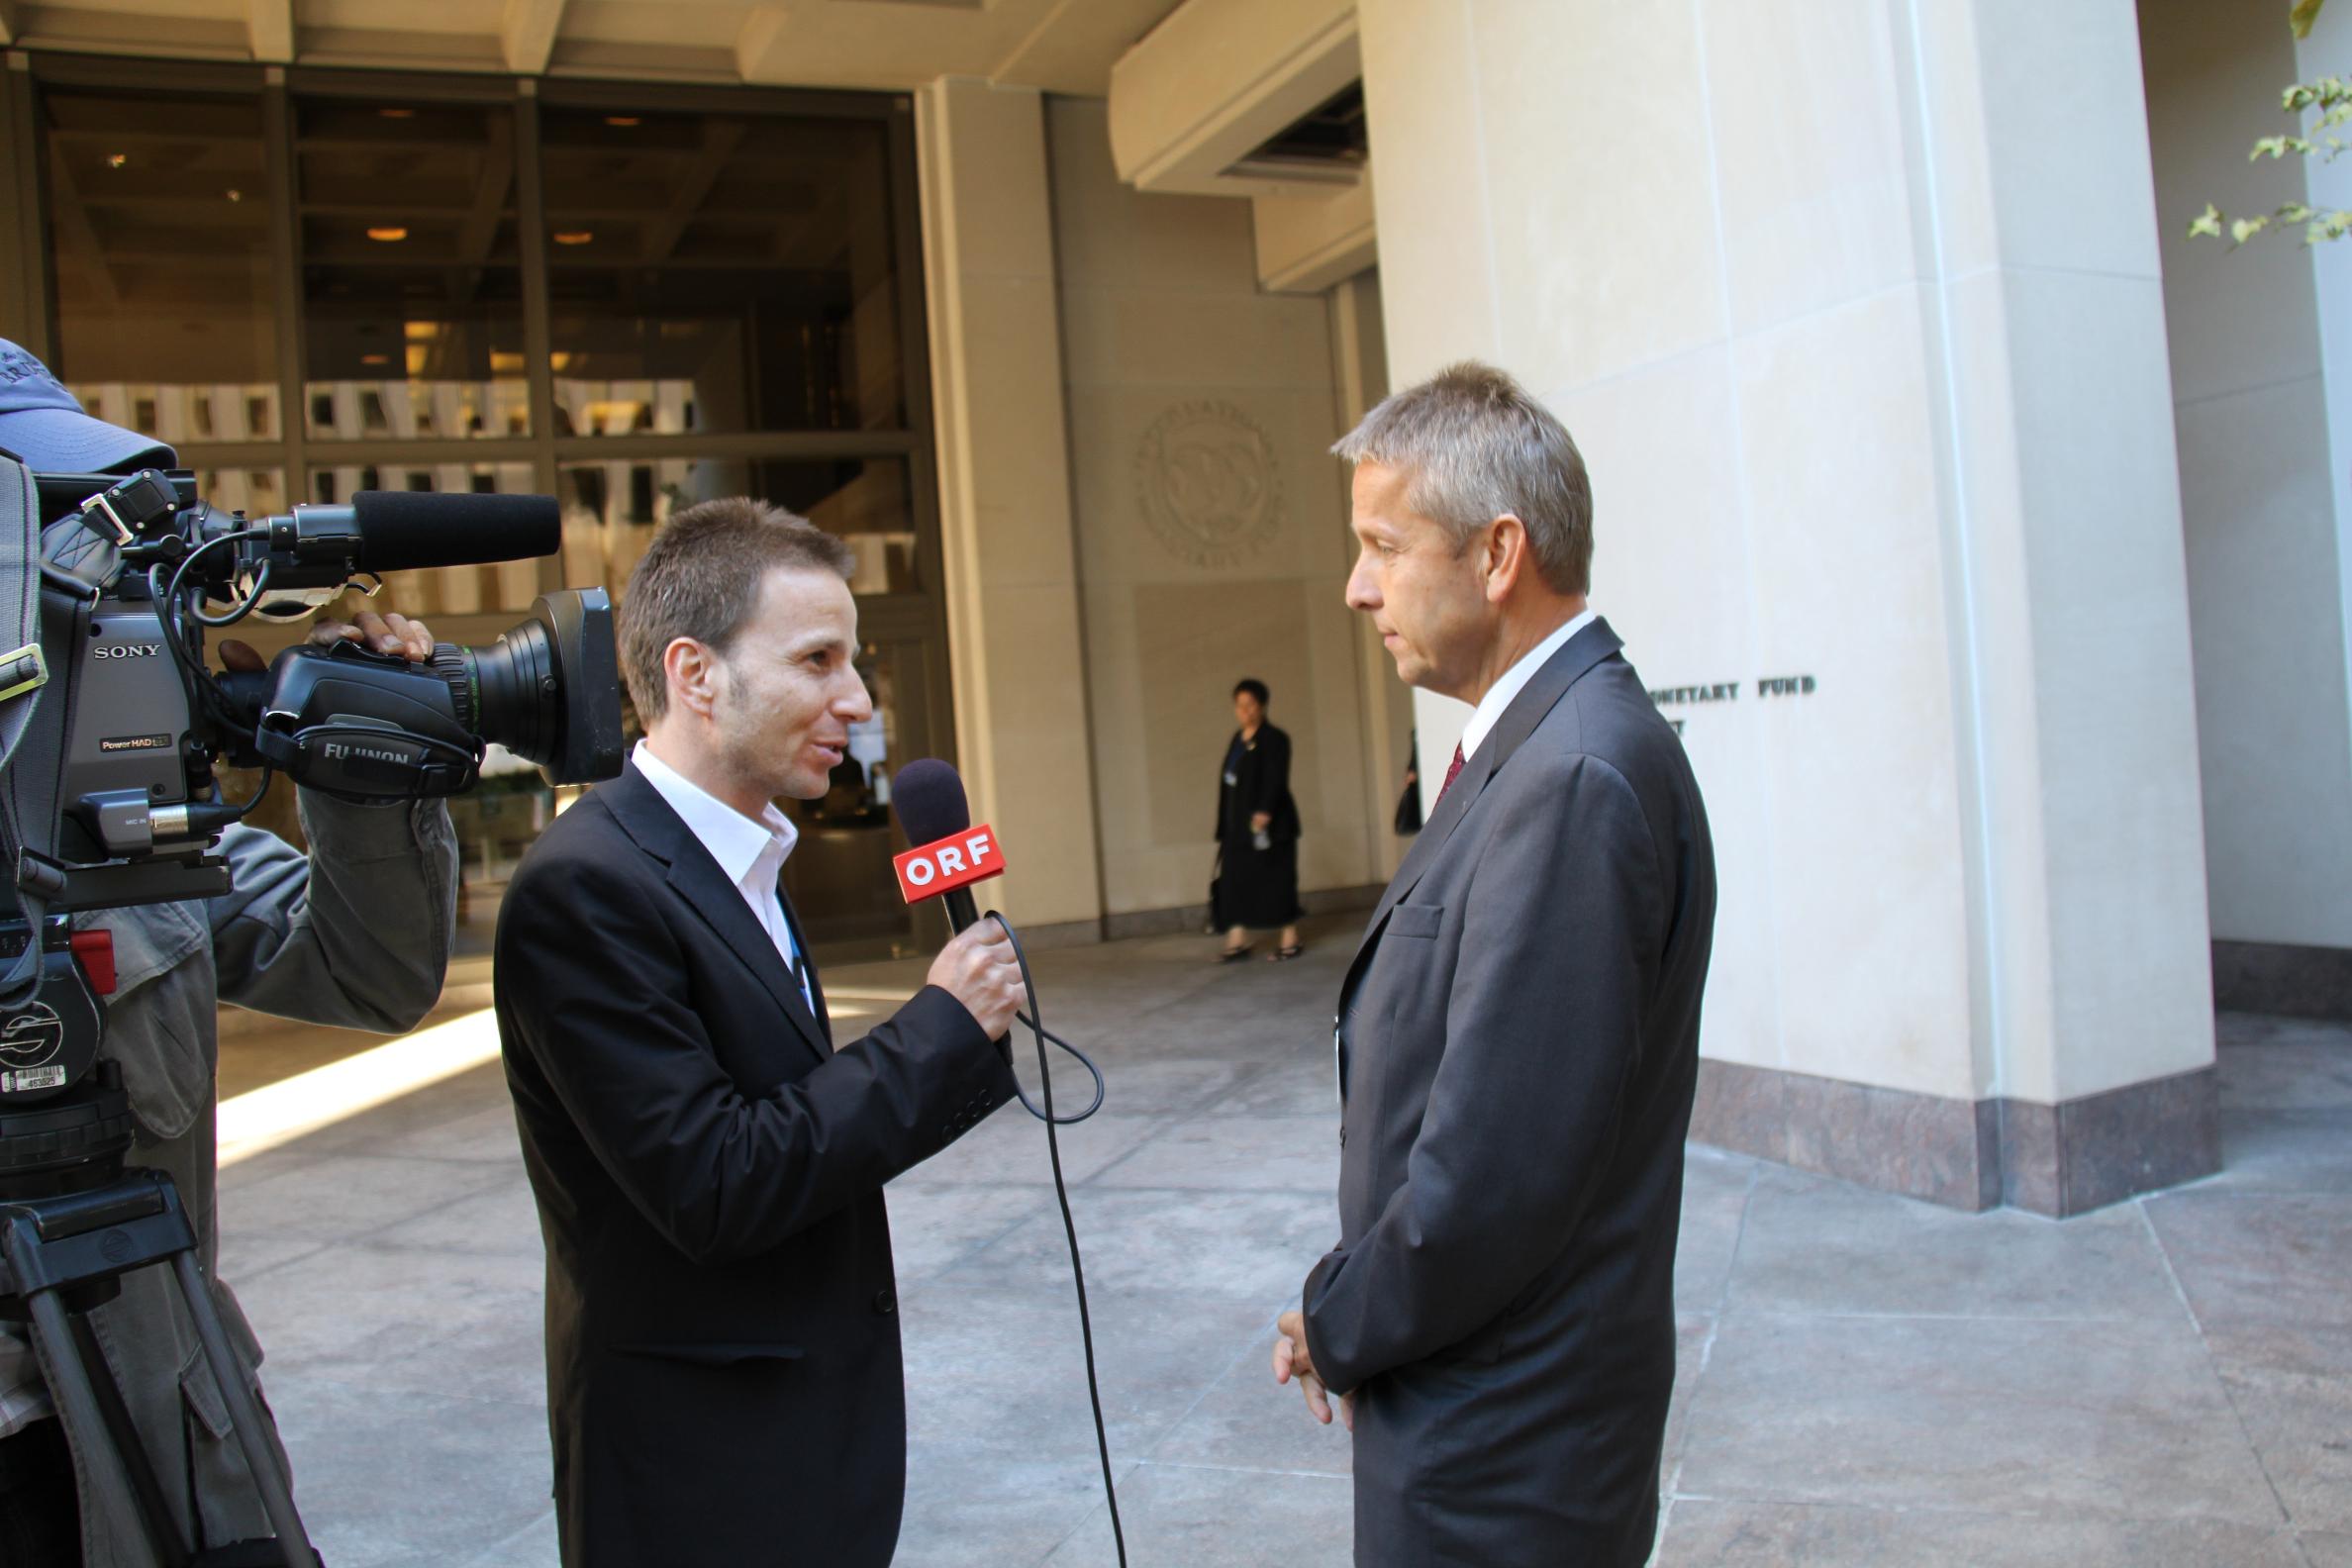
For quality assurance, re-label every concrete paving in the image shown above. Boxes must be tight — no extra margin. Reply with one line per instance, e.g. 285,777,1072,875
212,926,2352,1567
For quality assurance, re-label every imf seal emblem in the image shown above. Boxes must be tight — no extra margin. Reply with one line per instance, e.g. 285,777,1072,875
1135,402,1282,568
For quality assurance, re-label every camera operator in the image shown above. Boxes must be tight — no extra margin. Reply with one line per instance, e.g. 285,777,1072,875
0,347,461,1567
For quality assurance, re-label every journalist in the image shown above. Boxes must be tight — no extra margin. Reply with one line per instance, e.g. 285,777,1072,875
495,497,1023,1567
0,352,460,1568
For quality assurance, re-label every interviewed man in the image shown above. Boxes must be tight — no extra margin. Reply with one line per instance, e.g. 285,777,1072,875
495,498,1023,1567
1273,363,1717,1565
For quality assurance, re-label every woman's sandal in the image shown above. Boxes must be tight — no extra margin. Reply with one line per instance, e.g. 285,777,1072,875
1219,944,1255,963
1268,943,1306,961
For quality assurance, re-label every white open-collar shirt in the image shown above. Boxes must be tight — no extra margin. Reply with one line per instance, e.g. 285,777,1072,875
1458,606,1598,766
633,739,814,1013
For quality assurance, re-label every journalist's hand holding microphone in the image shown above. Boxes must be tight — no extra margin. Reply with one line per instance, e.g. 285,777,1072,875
929,918,1024,1041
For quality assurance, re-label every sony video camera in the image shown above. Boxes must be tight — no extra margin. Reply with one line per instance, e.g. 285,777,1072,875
25,467,622,897
0,465,623,1124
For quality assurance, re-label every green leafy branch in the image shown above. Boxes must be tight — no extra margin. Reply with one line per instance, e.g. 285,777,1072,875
2193,0,2352,245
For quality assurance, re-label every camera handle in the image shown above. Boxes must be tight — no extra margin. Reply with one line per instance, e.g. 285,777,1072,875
1,1168,318,1568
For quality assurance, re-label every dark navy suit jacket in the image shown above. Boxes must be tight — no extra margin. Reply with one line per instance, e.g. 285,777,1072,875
1308,619,1717,1567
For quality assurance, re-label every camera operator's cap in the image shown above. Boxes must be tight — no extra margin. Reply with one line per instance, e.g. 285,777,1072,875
0,339,175,473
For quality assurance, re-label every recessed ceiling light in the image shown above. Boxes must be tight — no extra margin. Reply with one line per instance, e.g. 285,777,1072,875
366,227,410,243
360,353,391,366
106,152,129,169
225,188,244,203
380,108,416,120
605,116,640,128
552,231,594,245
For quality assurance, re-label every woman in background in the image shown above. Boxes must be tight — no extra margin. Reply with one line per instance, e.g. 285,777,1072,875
1216,678,1305,961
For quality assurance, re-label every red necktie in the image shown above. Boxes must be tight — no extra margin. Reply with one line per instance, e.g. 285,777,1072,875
1436,742,1466,802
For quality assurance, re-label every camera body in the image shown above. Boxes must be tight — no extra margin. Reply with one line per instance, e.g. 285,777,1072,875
27,466,622,888
0,463,625,1122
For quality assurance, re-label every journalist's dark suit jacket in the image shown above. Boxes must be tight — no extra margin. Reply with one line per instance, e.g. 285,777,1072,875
1306,618,1715,1567
495,762,1016,1567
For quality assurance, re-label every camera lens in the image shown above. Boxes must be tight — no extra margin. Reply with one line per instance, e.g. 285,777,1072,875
430,621,559,768
421,590,622,784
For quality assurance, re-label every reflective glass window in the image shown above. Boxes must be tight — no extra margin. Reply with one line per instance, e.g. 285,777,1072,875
41,84,280,445
297,97,529,441
193,467,289,523
557,455,918,597
540,108,904,437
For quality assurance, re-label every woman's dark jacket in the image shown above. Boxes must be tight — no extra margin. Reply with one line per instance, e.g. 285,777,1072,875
1218,724,1302,844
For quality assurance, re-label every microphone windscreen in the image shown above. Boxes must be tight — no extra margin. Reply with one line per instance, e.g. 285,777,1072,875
349,490,561,573
893,758,971,848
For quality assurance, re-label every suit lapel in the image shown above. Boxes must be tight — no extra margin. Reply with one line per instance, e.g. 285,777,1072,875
1340,618,1627,1004
599,764,832,1067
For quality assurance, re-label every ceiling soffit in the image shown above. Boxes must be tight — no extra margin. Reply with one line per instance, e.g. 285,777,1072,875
0,0,1196,95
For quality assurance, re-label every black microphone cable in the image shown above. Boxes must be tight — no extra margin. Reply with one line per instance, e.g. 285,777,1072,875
987,910,1127,1567
1009,1009,1106,1124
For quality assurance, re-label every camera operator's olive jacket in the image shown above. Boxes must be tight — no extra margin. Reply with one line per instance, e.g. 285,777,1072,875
10,793,456,1567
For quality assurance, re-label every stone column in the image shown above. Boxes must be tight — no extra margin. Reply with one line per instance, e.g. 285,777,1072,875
915,76,1105,931
1354,0,2214,1213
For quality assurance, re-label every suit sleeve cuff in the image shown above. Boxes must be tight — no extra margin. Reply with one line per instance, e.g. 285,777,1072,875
1302,1250,1361,1398
902,983,1019,1095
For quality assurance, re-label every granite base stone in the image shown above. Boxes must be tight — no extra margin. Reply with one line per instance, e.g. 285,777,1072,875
2213,939,2352,1022
1690,1060,2219,1216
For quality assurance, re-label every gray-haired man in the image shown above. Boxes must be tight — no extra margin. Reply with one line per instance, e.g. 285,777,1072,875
1273,361,1717,1566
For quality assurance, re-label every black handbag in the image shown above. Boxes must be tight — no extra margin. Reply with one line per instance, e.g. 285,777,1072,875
1394,771,1423,835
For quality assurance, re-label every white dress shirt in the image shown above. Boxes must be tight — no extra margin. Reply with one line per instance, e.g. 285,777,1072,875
633,740,814,1014
1459,606,1599,765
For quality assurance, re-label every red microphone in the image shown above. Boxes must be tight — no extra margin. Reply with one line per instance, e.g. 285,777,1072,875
891,759,1003,932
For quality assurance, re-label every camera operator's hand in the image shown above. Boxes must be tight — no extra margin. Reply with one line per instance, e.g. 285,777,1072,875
218,610,435,672
927,920,1024,1041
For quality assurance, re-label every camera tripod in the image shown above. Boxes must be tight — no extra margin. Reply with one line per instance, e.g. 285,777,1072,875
0,1070,317,1568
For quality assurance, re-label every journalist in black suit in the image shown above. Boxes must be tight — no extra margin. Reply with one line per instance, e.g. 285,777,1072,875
1273,363,1717,1566
496,498,1026,1567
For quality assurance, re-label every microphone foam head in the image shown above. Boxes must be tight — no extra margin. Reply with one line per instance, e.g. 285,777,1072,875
349,490,560,572
893,758,971,847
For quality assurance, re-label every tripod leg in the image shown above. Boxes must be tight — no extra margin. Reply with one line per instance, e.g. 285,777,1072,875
165,1251,312,1568
67,1311,189,1567
23,1284,189,1568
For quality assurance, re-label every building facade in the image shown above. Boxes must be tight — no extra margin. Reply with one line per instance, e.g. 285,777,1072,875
2,0,2344,1214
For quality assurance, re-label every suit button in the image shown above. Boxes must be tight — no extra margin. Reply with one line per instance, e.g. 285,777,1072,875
873,1289,897,1316
1338,1127,1347,1148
